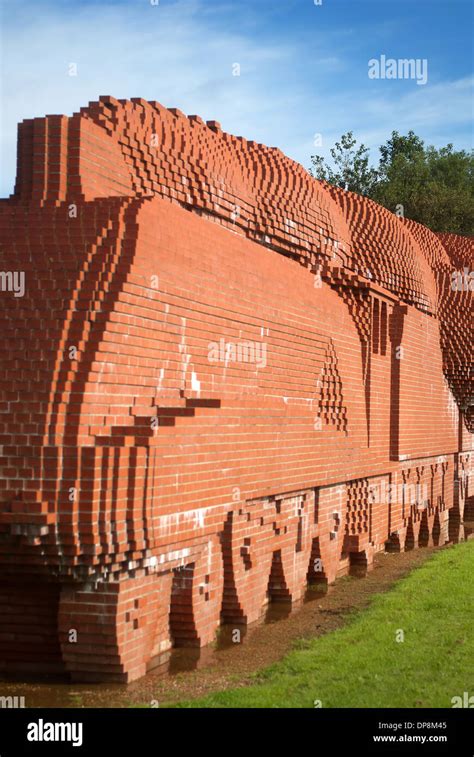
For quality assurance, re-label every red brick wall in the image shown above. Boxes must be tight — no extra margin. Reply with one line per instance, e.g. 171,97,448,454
0,97,471,681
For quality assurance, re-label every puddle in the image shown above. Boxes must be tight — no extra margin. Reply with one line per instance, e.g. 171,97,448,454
0,595,318,707
0,547,442,707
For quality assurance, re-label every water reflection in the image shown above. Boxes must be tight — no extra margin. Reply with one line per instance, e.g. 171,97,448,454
0,589,327,707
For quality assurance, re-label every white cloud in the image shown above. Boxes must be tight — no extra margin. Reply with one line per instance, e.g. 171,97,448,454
354,76,474,160
0,0,471,196
0,0,304,195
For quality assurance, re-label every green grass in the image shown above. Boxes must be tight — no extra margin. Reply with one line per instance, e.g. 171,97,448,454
173,541,474,708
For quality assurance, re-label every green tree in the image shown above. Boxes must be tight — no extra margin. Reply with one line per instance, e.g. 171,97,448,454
378,130,425,172
373,133,474,234
309,130,474,235
309,131,378,196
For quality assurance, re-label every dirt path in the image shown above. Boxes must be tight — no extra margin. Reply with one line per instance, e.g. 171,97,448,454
0,544,445,708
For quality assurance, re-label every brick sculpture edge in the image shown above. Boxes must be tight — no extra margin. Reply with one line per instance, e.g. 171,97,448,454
0,96,472,682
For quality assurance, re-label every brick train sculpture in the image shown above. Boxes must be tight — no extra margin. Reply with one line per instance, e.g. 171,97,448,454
0,96,472,682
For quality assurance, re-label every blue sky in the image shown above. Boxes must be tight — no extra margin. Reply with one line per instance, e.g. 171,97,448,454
0,0,472,198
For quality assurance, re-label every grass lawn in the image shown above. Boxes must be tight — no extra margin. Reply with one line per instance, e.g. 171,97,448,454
174,541,474,708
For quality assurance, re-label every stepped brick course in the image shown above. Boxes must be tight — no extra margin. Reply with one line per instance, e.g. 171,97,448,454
0,96,472,682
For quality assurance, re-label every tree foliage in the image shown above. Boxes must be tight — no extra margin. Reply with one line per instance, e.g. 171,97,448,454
309,130,474,235
310,131,378,196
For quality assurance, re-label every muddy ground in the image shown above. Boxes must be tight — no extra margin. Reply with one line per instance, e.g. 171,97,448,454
0,545,446,708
